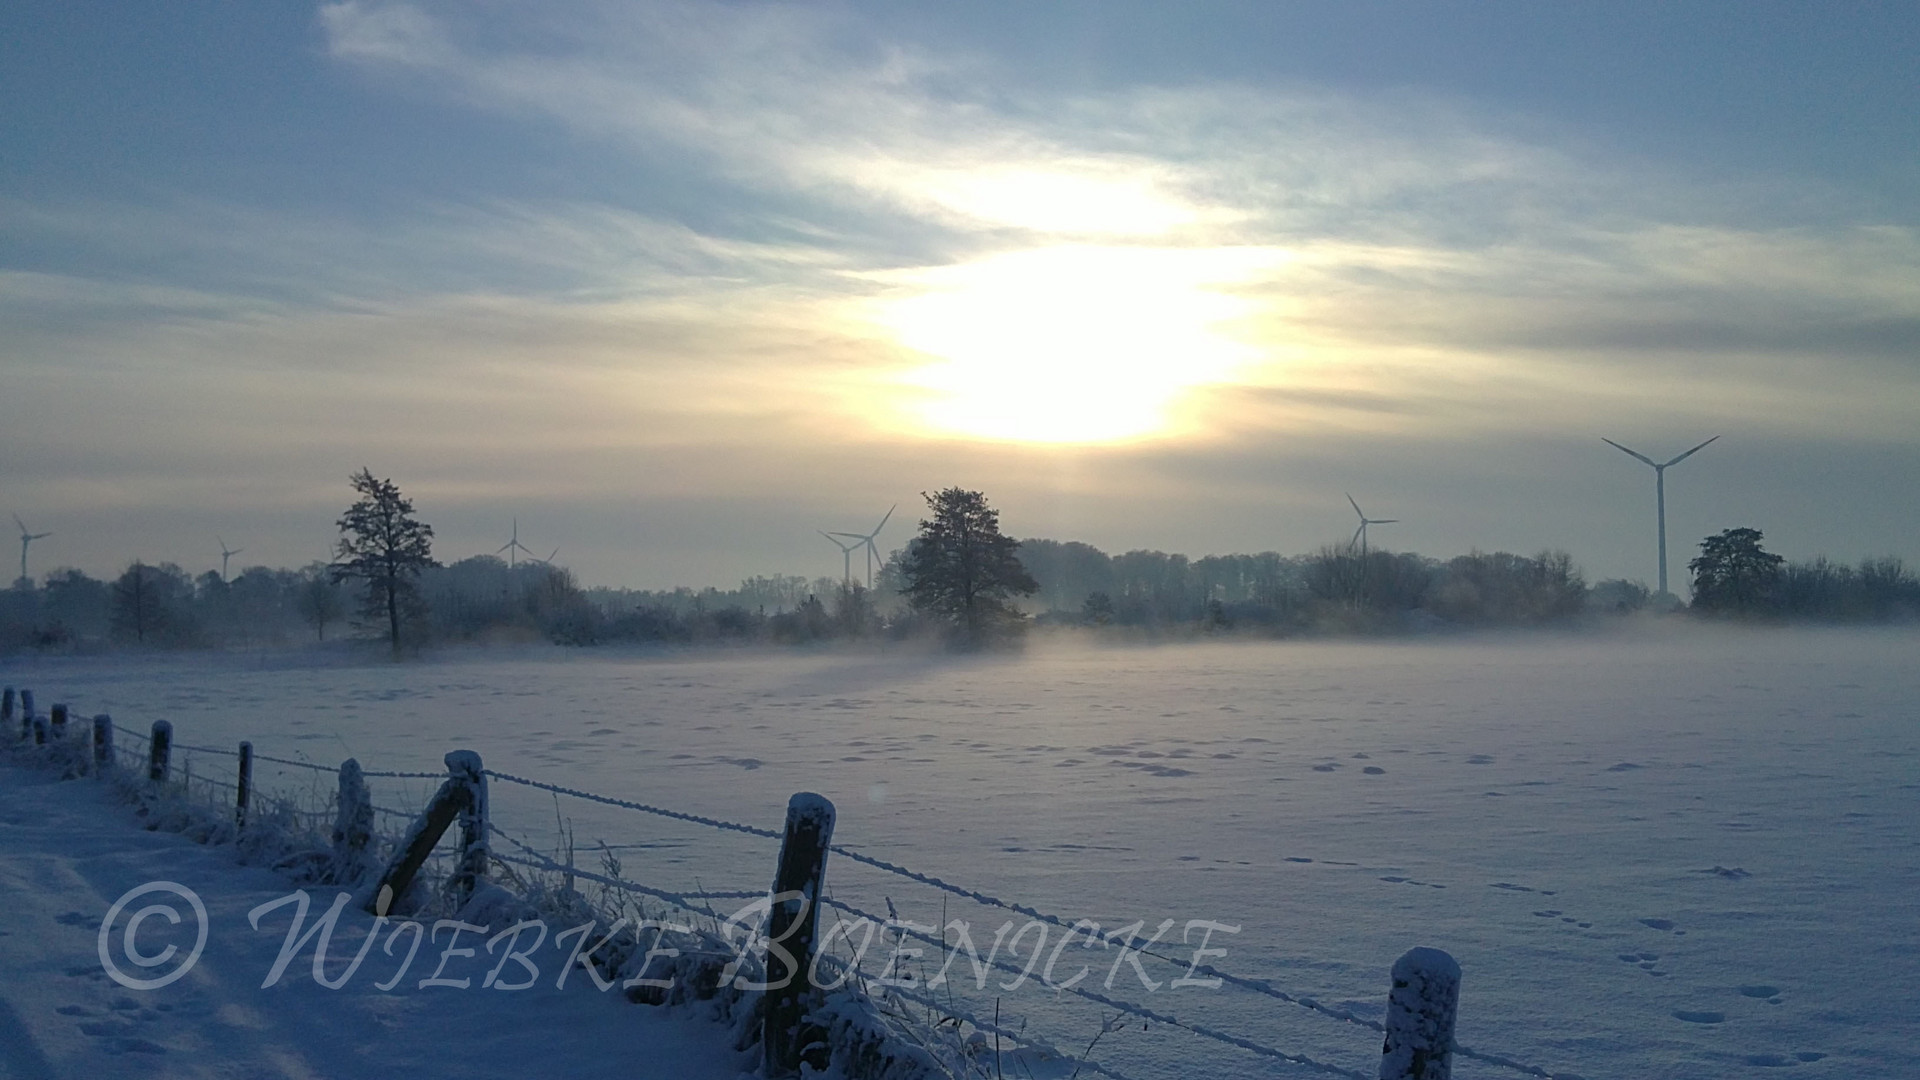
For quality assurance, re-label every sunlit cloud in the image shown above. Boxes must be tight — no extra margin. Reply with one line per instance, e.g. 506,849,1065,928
861,245,1288,442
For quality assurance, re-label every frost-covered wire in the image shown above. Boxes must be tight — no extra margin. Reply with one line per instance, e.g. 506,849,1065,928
483,769,784,841
818,897,1374,1080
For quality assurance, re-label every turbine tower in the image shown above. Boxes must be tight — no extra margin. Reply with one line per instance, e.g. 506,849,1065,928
1602,435,1719,597
819,531,859,589
217,537,244,581
13,515,50,586
826,504,895,589
1345,494,1397,557
495,518,538,567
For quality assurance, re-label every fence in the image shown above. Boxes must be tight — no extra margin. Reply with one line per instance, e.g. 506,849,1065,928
2,680,1567,1080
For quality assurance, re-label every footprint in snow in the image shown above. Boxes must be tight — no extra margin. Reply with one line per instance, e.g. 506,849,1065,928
1672,1010,1725,1024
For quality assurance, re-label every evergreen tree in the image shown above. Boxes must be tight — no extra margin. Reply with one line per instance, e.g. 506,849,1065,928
900,488,1037,644
1689,527,1783,614
331,468,437,654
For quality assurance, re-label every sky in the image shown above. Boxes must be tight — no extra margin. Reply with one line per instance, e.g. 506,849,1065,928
3,1,1918,590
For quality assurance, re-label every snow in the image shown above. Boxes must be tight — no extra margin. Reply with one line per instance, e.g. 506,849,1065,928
4,624,1918,1078
0,760,752,1078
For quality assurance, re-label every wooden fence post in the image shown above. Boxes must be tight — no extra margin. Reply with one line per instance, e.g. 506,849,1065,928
93,715,113,770
364,749,483,916
50,703,67,742
1,687,13,734
148,720,172,783
20,689,34,739
764,792,836,1078
446,750,488,908
1379,947,1460,1080
235,742,252,827
32,714,47,745
332,759,376,883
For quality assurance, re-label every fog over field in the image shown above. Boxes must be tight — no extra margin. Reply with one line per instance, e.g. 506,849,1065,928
9,625,1914,1077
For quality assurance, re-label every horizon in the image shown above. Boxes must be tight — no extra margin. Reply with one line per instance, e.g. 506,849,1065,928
6,2,1918,590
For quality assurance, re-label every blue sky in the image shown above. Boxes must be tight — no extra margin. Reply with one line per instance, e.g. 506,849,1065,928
4,1,1917,588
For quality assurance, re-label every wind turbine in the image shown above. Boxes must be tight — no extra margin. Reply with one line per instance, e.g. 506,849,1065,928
1602,435,1719,597
826,504,895,589
1345,494,1397,557
819,531,859,589
495,518,538,567
217,537,244,581
13,515,50,585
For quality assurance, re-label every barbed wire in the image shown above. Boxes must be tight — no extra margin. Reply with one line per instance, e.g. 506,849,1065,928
819,895,1373,1080
483,769,785,841
16,704,1563,1078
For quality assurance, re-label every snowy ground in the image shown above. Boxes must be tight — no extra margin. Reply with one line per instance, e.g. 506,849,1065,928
4,623,1917,1079
0,759,752,1079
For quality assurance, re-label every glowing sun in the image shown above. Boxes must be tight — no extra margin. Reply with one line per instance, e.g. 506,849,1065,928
875,245,1284,444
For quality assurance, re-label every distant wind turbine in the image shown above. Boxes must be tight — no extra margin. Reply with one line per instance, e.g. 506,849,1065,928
827,504,896,589
217,537,244,581
495,518,538,567
1345,494,1397,557
1602,435,1719,597
13,515,50,585
819,531,860,589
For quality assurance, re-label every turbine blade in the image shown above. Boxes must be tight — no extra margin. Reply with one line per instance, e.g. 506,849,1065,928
1346,492,1363,518
1601,438,1658,467
873,504,895,534
496,541,514,555
11,514,24,534
1662,434,1720,468
1351,523,1366,548
1372,519,1398,524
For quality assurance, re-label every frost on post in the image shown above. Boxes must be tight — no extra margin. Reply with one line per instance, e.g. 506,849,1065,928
331,758,376,884
446,750,488,905
765,792,836,1078
1380,947,1459,1080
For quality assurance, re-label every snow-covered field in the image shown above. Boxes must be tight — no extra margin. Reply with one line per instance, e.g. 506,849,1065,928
5,624,1916,1079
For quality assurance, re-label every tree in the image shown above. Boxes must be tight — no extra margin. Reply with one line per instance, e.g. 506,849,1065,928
110,562,193,645
297,566,346,642
331,468,437,654
900,488,1037,644
1689,527,1783,614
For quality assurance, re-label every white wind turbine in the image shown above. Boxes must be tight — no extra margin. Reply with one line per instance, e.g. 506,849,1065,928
1345,494,1397,557
13,515,50,585
819,531,860,589
1602,435,1719,597
827,504,895,589
217,537,244,581
495,518,538,568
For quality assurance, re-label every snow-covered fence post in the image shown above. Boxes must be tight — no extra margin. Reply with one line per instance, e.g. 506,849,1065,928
446,750,488,908
235,741,252,827
19,689,33,739
93,715,113,770
764,792,836,1078
332,759,376,883
1379,947,1460,1080
364,749,484,916
148,720,172,783
1,687,13,734
32,713,47,745
49,703,67,742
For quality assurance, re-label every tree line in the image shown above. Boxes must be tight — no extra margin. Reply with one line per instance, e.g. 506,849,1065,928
3,481,1914,655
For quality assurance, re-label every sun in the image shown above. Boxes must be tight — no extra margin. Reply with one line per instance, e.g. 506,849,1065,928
873,245,1286,444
